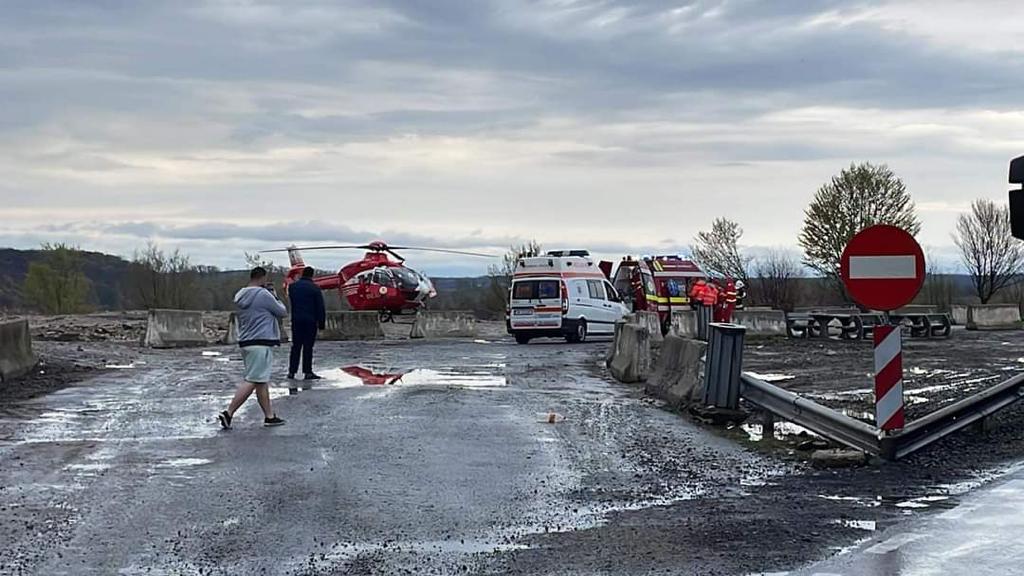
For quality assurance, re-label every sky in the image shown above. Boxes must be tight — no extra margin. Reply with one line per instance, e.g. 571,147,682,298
2,0,1023,276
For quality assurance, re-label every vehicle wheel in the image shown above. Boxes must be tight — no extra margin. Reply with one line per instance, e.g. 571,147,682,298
566,319,587,343
514,334,531,345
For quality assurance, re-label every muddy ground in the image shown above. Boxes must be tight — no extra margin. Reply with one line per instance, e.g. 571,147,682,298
1,315,1024,575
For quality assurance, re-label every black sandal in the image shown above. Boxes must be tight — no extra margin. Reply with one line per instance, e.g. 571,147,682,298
218,410,232,430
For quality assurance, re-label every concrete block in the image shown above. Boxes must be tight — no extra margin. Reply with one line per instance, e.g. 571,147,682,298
607,322,651,383
321,311,385,341
143,309,207,348
628,311,663,346
950,304,968,326
966,304,1023,331
0,319,37,382
730,310,787,337
223,313,288,344
410,311,477,339
669,310,698,338
645,334,707,408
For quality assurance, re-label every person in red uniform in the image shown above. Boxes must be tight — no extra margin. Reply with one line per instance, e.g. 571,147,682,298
689,279,708,308
715,279,738,323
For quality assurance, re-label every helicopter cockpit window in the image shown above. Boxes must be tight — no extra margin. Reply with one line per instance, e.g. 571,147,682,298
390,267,422,290
372,268,396,287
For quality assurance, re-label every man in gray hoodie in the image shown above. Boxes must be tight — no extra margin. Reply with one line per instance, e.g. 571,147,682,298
218,266,288,429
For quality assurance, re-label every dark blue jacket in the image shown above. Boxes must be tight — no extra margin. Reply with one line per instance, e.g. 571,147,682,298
289,277,326,329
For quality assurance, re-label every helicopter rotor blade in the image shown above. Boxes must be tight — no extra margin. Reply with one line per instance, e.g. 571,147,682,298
385,249,406,263
385,246,497,258
259,245,371,254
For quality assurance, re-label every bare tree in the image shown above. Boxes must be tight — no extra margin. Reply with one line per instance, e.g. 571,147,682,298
127,242,198,309
486,241,542,312
953,199,1024,304
691,217,751,283
752,249,801,311
799,162,920,295
918,247,954,309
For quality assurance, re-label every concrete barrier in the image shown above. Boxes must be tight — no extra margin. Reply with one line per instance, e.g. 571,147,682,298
606,322,651,383
628,311,663,346
143,310,207,348
645,334,706,408
410,311,477,339
669,310,698,338
223,314,289,344
950,304,968,326
320,311,385,340
730,310,787,337
0,319,37,382
967,304,1023,330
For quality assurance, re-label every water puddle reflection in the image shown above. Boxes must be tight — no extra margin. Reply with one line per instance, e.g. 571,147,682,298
298,365,507,391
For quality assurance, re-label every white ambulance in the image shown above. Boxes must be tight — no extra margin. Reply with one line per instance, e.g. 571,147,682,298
506,250,630,344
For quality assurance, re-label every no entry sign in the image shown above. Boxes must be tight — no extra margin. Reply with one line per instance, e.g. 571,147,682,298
840,225,925,312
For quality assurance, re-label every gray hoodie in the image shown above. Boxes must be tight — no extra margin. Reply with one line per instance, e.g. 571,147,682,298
234,286,288,347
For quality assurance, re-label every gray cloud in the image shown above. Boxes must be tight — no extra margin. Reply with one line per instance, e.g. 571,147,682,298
0,0,1018,274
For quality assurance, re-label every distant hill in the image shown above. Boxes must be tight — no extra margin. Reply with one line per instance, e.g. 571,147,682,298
0,248,134,310
0,247,991,314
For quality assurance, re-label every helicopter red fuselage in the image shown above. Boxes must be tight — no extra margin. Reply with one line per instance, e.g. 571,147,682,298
283,249,436,315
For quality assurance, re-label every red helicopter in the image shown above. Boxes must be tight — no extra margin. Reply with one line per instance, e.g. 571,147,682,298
261,241,492,321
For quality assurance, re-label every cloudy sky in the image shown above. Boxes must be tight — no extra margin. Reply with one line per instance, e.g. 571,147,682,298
2,0,1022,275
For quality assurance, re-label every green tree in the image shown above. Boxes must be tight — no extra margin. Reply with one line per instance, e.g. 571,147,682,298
691,217,751,284
22,243,91,314
799,162,920,294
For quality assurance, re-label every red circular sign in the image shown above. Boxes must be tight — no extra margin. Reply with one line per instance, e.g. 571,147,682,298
840,225,925,311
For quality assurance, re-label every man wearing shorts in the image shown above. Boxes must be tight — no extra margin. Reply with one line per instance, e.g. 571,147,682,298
218,266,288,429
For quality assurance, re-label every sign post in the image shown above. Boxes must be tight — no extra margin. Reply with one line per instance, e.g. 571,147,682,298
840,225,926,434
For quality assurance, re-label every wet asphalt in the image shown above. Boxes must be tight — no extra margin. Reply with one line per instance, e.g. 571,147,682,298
1,337,784,575
4,334,1023,575
792,466,1024,576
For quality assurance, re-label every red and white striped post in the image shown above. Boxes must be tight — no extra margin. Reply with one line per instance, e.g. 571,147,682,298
873,324,905,432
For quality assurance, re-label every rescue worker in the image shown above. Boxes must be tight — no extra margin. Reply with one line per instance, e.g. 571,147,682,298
701,280,719,308
735,280,747,311
716,279,737,323
689,279,708,310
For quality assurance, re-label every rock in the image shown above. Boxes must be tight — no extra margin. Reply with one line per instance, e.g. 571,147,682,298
810,449,867,468
797,439,831,452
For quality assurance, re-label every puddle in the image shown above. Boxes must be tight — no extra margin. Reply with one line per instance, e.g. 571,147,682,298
66,463,111,473
741,421,819,442
745,372,796,383
841,409,875,422
314,365,507,389
832,519,877,531
159,458,212,468
894,495,948,509
105,363,136,369
201,351,222,357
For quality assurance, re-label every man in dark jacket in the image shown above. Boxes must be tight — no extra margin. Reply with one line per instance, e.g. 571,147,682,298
288,266,327,380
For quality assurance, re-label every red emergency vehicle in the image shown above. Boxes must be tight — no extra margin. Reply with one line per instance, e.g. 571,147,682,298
606,255,707,334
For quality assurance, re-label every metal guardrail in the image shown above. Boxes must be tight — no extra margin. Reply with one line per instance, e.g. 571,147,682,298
739,373,881,456
886,373,1024,460
739,372,1024,461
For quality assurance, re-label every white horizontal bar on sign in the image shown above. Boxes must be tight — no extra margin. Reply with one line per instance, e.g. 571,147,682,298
848,255,917,279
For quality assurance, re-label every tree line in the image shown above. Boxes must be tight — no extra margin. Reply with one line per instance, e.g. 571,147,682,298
690,162,1024,309
20,162,1024,315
